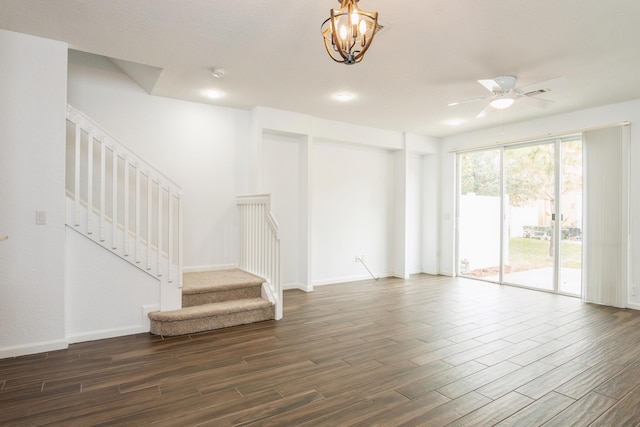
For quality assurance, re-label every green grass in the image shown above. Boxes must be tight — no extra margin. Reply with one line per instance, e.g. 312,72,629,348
508,237,582,269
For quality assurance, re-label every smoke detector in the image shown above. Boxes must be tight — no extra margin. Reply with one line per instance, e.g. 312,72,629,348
211,68,225,78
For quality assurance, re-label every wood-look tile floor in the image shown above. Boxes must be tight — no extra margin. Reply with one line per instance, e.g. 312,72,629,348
2,275,640,426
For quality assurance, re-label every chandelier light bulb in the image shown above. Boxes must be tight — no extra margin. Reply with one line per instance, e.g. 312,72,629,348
359,19,367,34
351,11,359,26
339,24,348,40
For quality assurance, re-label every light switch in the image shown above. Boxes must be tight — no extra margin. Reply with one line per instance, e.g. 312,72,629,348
36,210,47,225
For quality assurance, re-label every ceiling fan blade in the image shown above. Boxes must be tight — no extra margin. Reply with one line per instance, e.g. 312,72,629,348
476,104,494,118
520,95,555,109
518,76,567,94
448,95,492,107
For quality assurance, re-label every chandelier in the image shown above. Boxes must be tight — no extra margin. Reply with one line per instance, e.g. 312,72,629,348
321,0,380,65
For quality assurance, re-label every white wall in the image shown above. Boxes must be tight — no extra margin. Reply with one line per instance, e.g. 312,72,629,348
441,100,640,308
261,131,304,289
252,107,441,286
67,50,251,270
0,30,68,357
312,140,395,284
407,153,424,274
421,154,440,275
65,228,160,342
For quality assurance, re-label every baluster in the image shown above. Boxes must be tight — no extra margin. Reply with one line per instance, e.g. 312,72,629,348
157,180,163,277
250,204,256,272
266,231,272,284
240,206,246,269
135,163,141,263
245,205,250,271
251,205,260,273
147,172,152,270
178,192,183,287
123,154,129,256
111,145,118,249
73,120,81,227
168,187,173,282
87,129,94,234
259,204,265,277
99,137,106,242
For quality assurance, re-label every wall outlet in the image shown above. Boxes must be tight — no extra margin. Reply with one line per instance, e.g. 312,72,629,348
355,254,365,262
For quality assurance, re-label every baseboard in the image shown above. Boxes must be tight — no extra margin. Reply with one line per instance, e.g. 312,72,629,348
183,263,239,273
283,282,312,292
66,325,149,344
0,339,68,359
313,271,394,287
627,302,640,311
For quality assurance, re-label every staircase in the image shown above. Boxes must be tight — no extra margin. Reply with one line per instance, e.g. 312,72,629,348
65,105,283,340
148,269,275,336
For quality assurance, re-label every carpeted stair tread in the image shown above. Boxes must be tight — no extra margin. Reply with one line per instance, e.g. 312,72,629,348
182,269,264,295
149,268,275,336
149,298,272,322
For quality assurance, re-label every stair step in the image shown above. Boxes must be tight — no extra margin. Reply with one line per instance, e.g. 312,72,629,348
182,269,265,306
148,298,274,336
182,269,263,293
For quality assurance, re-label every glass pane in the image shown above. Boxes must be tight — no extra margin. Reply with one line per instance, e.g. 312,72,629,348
559,139,583,295
504,143,555,290
458,149,501,279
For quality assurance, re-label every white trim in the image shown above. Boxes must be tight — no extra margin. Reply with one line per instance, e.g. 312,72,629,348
448,122,628,153
283,282,312,292
66,325,149,344
183,263,239,273
627,302,640,311
0,339,68,359
313,271,394,287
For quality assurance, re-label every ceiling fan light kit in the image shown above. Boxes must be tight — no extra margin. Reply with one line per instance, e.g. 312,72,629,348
490,94,516,109
321,0,381,65
449,75,566,119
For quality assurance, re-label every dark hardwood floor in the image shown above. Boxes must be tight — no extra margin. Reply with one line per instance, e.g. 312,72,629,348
2,275,640,426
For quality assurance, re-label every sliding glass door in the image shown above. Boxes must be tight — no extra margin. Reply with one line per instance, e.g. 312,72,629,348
504,142,555,290
457,138,582,296
458,149,502,280
558,139,582,295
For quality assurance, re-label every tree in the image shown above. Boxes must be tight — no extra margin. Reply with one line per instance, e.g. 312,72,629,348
460,150,500,196
460,140,583,258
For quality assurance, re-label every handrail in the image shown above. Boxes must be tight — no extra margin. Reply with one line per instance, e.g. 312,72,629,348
65,105,183,310
237,194,282,320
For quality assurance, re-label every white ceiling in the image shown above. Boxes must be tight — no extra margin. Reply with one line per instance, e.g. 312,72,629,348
2,0,640,137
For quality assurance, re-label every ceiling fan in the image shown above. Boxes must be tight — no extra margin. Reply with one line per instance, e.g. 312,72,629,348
448,75,567,118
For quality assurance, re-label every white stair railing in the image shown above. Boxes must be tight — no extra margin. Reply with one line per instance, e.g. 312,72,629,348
65,105,183,310
237,194,282,320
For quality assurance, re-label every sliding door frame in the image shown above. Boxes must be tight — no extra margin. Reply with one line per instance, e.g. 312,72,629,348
456,135,581,296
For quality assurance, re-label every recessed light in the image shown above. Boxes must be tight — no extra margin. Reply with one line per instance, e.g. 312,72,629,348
335,92,354,102
202,89,224,99
445,119,465,127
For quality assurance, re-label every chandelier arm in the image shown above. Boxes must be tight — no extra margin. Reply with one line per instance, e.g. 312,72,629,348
329,9,350,62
